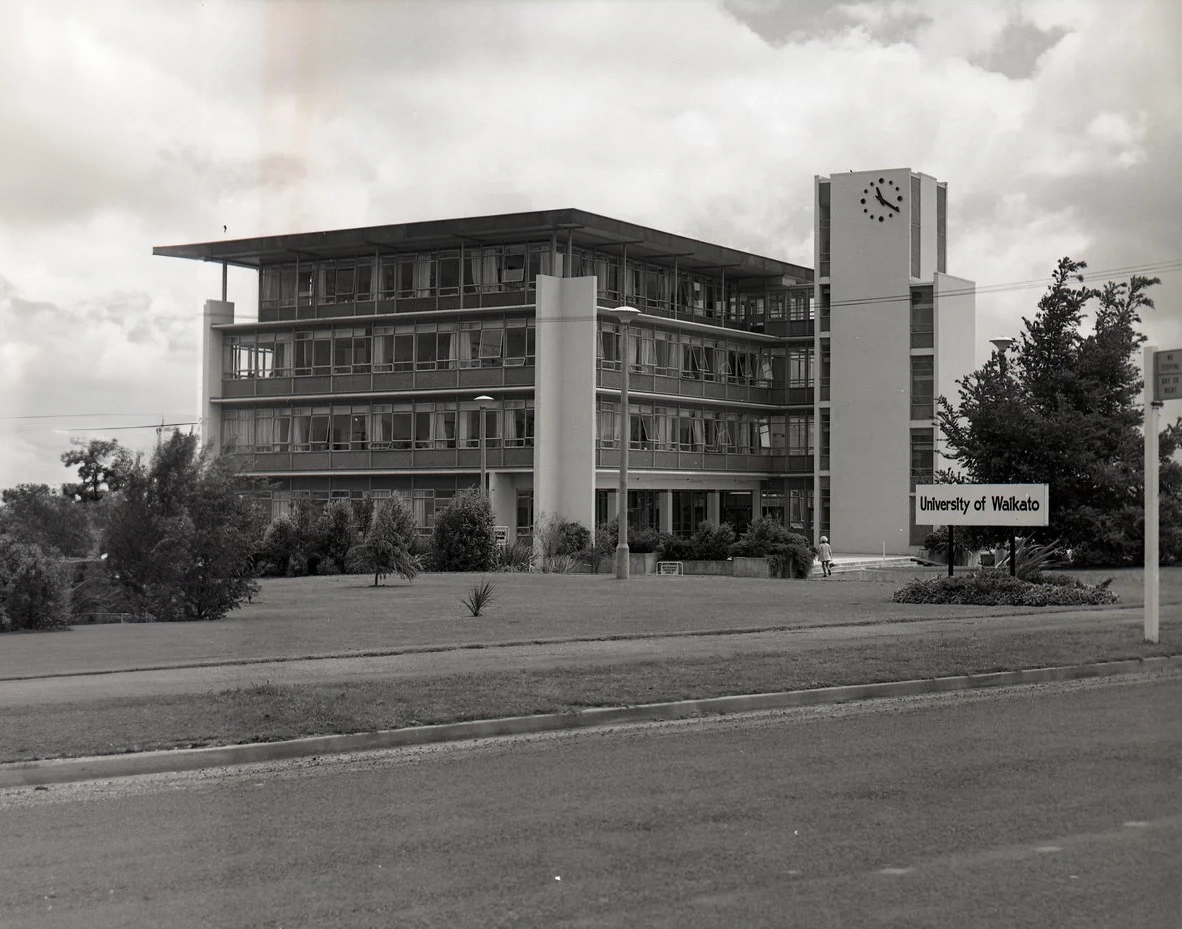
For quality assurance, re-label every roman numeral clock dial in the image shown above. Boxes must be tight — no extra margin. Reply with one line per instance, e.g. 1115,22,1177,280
861,178,904,222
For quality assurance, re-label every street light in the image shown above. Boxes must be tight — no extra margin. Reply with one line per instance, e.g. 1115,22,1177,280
608,305,642,579
475,395,494,499
990,338,1014,372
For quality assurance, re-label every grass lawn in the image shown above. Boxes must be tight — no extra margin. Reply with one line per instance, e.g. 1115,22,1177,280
5,567,1178,680
3,621,1178,764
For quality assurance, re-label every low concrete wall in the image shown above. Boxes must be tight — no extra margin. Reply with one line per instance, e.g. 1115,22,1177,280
732,557,772,578
681,560,733,576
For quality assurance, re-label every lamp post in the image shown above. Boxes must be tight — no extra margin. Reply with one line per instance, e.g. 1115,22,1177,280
475,395,493,500
608,306,642,579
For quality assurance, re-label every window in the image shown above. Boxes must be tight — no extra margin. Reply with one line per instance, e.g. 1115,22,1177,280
936,184,947,274
911,428,935,486
911,288,934,348
599,323,620,368
504,324,533,365
788,348,813,388
788,414,814,456
516,491,534,535
911,356,934,420
505,403,534,447
818,181,831,278
910,175,922,279
413,490,435,531
598,401,618,448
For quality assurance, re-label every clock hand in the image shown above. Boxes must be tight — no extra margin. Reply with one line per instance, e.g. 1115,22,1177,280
874,187,900,212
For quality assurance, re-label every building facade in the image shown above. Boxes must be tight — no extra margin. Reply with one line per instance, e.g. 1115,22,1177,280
156,170,974,553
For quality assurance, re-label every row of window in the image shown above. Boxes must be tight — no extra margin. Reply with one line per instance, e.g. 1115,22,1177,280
597,324,802,387
260,244,559,307
224,320,535,378
257,244,812,327
593,488,815,534
596,402,815,456
222,401,533,453
266,487,536,535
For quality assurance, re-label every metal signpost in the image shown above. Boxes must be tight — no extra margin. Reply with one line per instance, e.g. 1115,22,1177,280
914,484,1050,575
1144,346,1180,643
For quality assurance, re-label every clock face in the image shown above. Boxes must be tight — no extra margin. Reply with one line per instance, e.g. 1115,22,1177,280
860,177,904,222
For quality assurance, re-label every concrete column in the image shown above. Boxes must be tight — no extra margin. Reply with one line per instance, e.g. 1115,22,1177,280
489,471,516,536
201,299,235,457
659,490,673,534
707,490,720,526
754,487,764,521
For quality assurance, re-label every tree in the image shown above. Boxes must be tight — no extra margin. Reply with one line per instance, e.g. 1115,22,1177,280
938,259,1182,564
102,431,266,620
60,439,134,502
431,489,496,571
352,497,419,586
0,483,94,557
0,539,71,632
318,500,359,574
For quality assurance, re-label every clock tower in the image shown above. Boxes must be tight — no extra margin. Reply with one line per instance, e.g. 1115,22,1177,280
814,169,976,555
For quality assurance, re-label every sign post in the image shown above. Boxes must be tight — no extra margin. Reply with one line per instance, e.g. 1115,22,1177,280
1144,346,1179,643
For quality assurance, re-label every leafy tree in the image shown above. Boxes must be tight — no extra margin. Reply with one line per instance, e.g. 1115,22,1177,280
432,489,496,571
351,496,419,586
318,500,359,574
260,516,303,577
0,539,71,632
102,431,266,620
60,438,134,502
937,259,1182,565
0,483,94,557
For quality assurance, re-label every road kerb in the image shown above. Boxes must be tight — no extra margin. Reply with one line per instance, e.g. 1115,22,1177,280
3,655,1179,789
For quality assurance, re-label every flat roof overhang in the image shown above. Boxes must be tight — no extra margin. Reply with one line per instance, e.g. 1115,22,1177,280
153,208,813,284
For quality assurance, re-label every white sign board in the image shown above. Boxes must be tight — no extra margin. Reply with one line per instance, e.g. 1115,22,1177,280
1154,348,1181,402
493,526,511,547
914,484,1049,527
656,561,684,575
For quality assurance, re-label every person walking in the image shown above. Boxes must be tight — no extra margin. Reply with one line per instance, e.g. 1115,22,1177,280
817,536,833,577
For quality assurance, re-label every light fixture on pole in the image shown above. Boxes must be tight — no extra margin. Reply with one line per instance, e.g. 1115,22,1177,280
476,395,494,499
608,305,642,579
989,338,1014,371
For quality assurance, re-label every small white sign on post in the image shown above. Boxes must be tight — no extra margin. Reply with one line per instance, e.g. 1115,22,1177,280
1153,348,1182,402
493,526,511,548
914,484,1049,527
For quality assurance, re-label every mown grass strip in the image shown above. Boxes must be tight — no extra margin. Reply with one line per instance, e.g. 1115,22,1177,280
4,624,1179,764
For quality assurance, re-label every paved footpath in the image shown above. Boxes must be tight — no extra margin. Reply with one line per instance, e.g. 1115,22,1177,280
0,608,1152,707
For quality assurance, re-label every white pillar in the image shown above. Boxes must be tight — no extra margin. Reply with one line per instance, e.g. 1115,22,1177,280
1144,345,1160,644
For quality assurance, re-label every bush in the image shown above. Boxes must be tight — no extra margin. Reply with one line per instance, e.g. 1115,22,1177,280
432,489,496,572
891,572,1118,606
595,519,662,556
259,516,302,577
922,526,972,565
352,497,419,585
658,522,736,561
0,540,72,632
730,517,814,578
494,539,535,572
533,513,592,572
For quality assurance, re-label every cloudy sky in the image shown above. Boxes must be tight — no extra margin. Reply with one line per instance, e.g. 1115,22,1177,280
2,0,1179,489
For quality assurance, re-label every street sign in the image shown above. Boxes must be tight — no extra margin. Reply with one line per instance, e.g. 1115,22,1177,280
914,484,1049,527
493,526,510,547
1154,348,1181,402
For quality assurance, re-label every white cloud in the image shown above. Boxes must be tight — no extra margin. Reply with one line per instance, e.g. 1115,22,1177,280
1,0,1179,487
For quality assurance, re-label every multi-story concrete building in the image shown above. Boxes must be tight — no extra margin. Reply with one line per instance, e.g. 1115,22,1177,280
155,168,975,554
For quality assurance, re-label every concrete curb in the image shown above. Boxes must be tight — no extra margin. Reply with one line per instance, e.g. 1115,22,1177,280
3,654,1179,789
1,606,1151,683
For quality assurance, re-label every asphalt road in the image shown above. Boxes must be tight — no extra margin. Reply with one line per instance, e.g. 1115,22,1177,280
0,610,1152,706
3,672,1179,928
